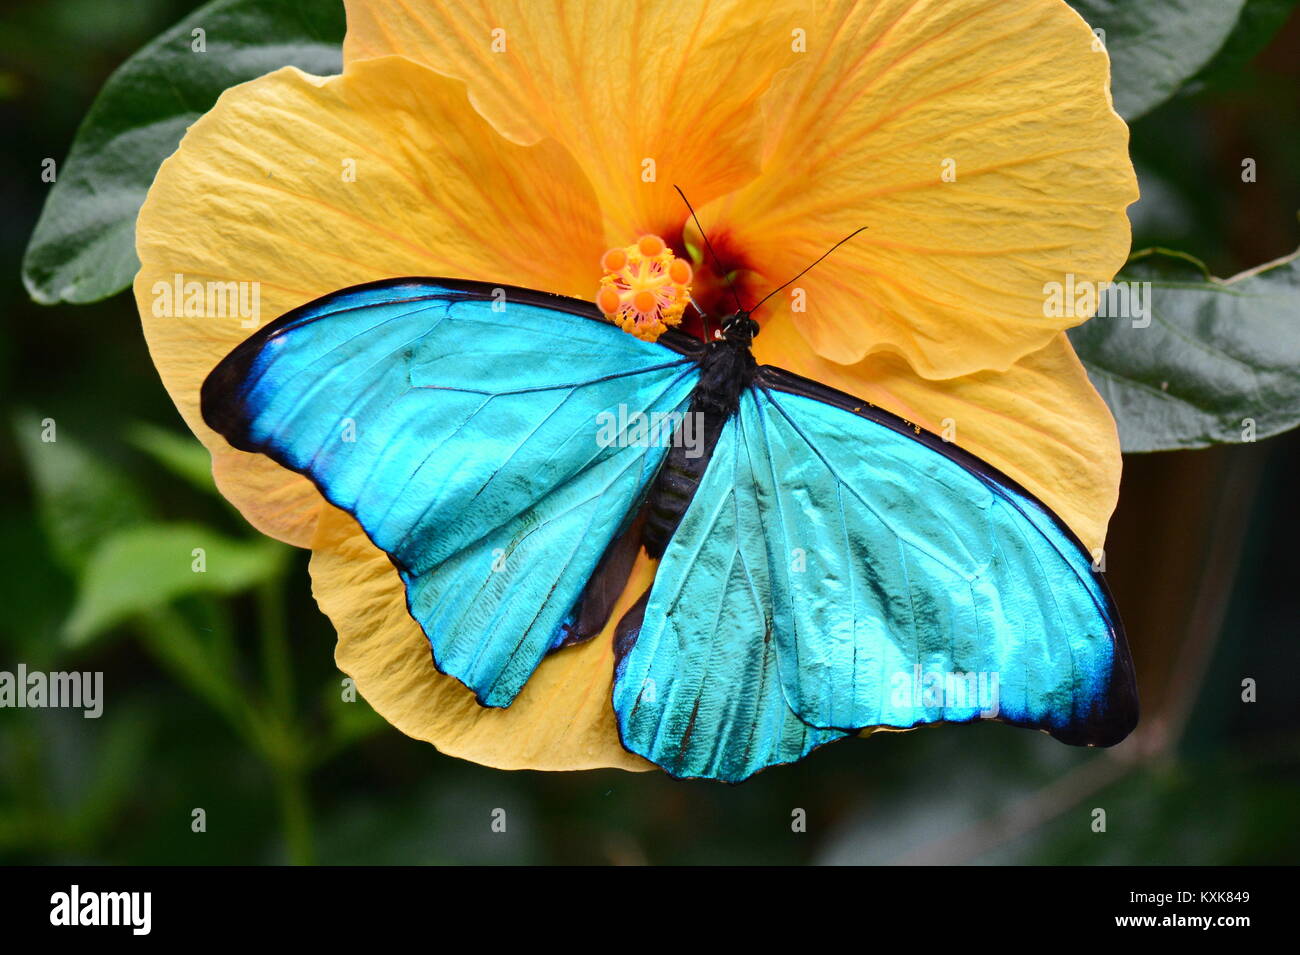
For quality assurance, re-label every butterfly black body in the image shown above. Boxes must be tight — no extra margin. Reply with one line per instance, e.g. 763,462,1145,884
643,313,759,558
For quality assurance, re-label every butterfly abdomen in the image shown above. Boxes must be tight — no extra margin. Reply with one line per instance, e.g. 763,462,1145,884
643,449,710,558
642,338,755,558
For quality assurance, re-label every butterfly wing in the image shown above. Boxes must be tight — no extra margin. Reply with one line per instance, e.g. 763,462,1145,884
615,369,1136,782
203,278,702,707
745,371,1137,743
611,412,850,783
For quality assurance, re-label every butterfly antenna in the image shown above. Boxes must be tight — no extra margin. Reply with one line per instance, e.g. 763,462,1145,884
749,226,870,315
674,184,745,314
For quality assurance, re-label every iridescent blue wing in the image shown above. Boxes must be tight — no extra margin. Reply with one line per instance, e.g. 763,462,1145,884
612,413,850,783
744,371,1136,743
614,370,1136,783
202,278,702,707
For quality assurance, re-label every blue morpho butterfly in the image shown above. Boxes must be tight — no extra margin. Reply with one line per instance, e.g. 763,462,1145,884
201,230,1138,784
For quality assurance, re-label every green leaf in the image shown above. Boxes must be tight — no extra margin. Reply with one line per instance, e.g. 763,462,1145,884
1068,247,1300,451
12,412,150,572
1187,0,1300,93
65,521,288,645
127,421,216,494
22,0,344,305
1067,0,1246,120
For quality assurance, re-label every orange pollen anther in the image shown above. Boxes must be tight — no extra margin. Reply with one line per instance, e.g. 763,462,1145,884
638,234,666,257
596,233,694,342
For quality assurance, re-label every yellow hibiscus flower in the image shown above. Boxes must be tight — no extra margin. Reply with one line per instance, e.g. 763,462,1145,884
135,0,1136,773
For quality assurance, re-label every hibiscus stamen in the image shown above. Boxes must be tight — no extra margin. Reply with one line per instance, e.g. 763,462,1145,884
597,234,693,342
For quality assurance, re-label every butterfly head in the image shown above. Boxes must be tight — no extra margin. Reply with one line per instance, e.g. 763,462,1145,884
720,310,760,346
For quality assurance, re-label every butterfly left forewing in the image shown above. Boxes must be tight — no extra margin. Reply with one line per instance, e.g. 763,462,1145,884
203,278,700,708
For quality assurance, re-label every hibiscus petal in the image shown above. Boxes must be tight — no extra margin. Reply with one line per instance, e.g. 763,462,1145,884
752,321,1120,555
707,0,1138,378
312,503,654,772
135,56,604,544
342,0,810,239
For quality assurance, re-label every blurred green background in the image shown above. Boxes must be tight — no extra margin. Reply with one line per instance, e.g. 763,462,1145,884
2,0,1298,864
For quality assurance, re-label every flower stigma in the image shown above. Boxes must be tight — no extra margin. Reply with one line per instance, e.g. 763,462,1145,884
596,234,693,342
